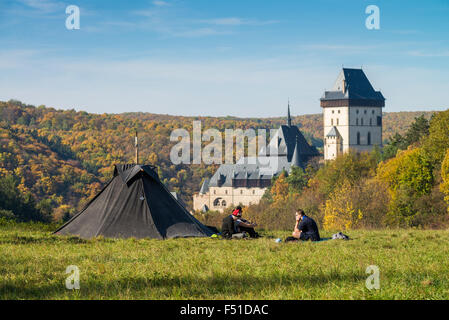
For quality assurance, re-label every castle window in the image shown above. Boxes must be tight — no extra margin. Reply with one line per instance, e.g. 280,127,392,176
332,110,335,114
361,118,364,126
338,110,341,114
240,190,243,195
356,118,359,126
222,200,227,207
370,118,372,126
367,132,371,145
364,110,367,114
225,190,228,195
252,190,255,195
337,118,339,125
214,190,216,195
331,119,334,126
372,110,375,115
356,110,359,114
357,132,361,145
213,198,222,206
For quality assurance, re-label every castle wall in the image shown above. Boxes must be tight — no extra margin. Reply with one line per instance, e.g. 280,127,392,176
324,105,383,160
193,186,267,213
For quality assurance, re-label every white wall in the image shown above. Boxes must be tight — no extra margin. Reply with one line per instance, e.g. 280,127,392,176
323,105,383,160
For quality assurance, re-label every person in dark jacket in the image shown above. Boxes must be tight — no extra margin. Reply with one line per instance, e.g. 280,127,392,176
221,206,258,239
290,209,320,242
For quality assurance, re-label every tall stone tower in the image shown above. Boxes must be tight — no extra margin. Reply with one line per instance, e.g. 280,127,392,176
321,68,385,161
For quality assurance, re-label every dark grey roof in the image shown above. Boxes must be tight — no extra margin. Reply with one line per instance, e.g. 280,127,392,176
264,125,319,161
199,178,210,194
321,68,385,102
287,102,292,127
208,162,275,187
326,126,340,137
290,140,301,168
203,107,319,189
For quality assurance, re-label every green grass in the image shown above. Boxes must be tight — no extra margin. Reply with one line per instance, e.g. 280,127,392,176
1,222,449,300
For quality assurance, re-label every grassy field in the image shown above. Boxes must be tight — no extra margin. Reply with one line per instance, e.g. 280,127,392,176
1,222,449,300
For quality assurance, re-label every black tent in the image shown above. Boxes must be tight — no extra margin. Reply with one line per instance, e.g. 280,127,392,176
55,164,213,239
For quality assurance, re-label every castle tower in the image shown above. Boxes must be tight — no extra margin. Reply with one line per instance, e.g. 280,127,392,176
321,68,385,161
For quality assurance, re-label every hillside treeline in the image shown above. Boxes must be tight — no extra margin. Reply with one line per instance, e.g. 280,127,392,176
0,99,438,223
204,112,449,230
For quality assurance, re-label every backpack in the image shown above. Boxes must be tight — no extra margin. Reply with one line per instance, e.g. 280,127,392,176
332,232,350,240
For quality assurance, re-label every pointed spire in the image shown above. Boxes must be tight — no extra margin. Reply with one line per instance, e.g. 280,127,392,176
287,100,292,127
290,136,301,170
199,178,210,194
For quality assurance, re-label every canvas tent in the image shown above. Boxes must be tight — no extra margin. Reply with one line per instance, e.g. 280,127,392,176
55,164,213,239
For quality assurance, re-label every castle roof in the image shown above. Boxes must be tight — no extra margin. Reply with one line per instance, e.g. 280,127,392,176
321,68,385,103
264,124,319,162
326,126,341,138
205,106,319,189
207,160,277,188
199,178,210,194
290,138,301,168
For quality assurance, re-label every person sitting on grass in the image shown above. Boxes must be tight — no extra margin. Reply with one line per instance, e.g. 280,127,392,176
287,209,320,242
221,206,258,239
234,207,260,238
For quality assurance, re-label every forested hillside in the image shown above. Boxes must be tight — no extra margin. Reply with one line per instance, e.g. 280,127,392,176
227,111,449,230
0,99,436,221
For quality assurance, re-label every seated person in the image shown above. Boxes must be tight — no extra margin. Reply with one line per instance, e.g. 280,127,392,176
221,206,258,239
290,209,320,242
234,209,259,238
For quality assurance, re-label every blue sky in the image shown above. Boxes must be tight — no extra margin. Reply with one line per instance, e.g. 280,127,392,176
1,0,448,117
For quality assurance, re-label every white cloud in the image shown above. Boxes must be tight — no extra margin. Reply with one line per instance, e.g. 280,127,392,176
2,53,448,117
197,17,279,26
152,1,171,7
170,28,230,38
17,0,64,13
407,50,449,57
133,9,158,17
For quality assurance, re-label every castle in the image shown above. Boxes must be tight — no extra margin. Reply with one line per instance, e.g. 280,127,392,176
322,68,385,160
193,104,319,212
193,68,385,212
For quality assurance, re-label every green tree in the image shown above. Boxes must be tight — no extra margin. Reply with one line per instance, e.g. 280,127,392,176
378,148,434,226
0,175,44,221
422,110,449,166
286,166,309,194
313,151,377,196
382,115,430,161
403,115,430,146
441,149,449,212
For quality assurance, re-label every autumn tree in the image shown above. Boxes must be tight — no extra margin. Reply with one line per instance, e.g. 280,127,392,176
323,180,363,231
422,110,449,166
441,149,449,213
377,147,434,226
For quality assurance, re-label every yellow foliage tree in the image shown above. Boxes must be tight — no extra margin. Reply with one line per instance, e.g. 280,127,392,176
440,148,449,213
271,172,289,205
323,180,363,231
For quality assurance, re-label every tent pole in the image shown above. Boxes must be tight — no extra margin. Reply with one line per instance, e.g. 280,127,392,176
135,131,139,164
